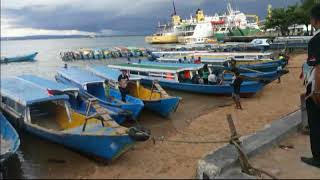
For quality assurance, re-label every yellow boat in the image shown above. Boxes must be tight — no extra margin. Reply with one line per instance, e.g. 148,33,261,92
88,65,181,117
145,12,182,44
145,34,178,44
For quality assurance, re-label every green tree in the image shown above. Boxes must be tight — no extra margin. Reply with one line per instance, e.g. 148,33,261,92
265,0,319,36
300,0,317,35
265,8,291,36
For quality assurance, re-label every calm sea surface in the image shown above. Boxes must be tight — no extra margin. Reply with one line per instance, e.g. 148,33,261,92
0,36,231,179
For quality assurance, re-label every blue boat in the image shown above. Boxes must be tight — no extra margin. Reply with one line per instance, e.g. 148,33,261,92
1,52,38,64
145,57,285,73
0,112,20,162
17,75,129,124
108,63,264,96
0,76,149,161
88,65,181,118
55,67,144,123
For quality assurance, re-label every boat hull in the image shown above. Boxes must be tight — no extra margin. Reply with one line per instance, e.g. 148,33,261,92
143,97,180,117
239,60,285,72
223,71,280,82
145,35,178,44
0,113,20,162
24,123,134,161
108,89,144,120
1,52,38,63
140,79,263,96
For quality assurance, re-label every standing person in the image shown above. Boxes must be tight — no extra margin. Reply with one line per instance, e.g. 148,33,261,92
118,70,129,102
221,60,243,109
231,71,243,109
202,64,210,84
127,57,131,64
301,4,320,168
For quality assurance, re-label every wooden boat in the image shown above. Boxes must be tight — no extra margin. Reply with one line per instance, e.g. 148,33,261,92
0,76,149,161
108,63,264,96
0,112,20,162
1,52,38,64
55,67,144,123
88,65,181,118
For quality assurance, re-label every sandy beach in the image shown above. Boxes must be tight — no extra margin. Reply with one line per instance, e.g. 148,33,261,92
82,52,307,179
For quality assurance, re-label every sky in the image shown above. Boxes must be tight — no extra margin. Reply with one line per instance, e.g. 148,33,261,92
1,0,301,37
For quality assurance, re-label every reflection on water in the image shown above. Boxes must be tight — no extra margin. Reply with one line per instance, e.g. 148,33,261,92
1,36,232,178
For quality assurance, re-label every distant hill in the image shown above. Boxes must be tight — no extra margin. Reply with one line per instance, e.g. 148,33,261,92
1,34,147,41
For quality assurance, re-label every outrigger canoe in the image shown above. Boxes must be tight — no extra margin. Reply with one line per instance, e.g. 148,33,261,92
0,76,149,161
108,63,264,96
1,52,38,64
55,67,144,123
88,65,181,117
0,112,20,162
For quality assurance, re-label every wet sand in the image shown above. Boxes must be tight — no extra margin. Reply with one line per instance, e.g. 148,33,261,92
85,53,307,179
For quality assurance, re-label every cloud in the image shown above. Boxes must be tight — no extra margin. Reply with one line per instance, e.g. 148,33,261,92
1,0,301,37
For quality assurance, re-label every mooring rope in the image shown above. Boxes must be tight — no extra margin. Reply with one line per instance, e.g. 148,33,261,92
152,136,230,144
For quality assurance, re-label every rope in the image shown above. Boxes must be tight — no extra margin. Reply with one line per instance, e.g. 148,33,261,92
230,139,278,180
152,136,229,144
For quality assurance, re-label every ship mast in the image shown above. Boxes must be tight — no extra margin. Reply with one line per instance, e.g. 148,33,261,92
173,0,177,15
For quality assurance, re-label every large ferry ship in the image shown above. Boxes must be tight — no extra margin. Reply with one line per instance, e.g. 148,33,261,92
145,15,183,44
177,9,220,44
212,4,261,41
146,3,261,44
145,2,184,44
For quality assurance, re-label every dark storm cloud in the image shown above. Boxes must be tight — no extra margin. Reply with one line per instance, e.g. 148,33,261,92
2,0,301,35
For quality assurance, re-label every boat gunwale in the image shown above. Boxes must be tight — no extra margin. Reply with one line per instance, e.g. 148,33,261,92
108,63,203,73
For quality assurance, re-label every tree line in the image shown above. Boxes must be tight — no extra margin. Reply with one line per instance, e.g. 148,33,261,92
264,0,320,36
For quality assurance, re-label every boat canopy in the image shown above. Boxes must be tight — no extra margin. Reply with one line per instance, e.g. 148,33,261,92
108,63,204,74
1,77,70,106
88,65,141,82
192,52,273,56
18,75,79,93
140,61,205,69
57,67,105,87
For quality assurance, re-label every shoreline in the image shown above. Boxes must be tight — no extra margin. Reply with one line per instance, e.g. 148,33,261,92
84,52,307,179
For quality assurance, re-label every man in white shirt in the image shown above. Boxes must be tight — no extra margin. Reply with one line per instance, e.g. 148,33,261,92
208,73,218,85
